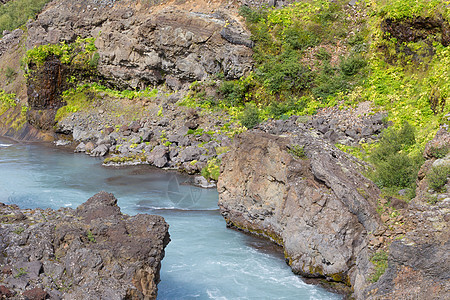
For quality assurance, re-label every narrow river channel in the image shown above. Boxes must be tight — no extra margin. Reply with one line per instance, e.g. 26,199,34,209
0,138,341,299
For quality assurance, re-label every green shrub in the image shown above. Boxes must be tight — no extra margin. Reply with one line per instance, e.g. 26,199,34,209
428,146,449,159
427,165,450,192
257,49,312,95
339,54,367,76
287,144,306,159
240,104,261,129
219,80,248,107
284,25,320,50
5,66,17,81
268,96,308,119
0,0,52,35
369,250,388,283
239,5,269,24
315,48,332,61
370,122,424,189
201,158,221,181
375,152,420,188
23,37,98,68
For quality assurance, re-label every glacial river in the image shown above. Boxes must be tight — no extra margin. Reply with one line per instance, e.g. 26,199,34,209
0,137,341,300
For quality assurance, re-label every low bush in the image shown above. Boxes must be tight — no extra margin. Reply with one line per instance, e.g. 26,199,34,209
370,122,424,190
219,80,248,107
240,104,261,129
428,165,450,192
257,49,312,95
201,158,221,181
369,250,388,283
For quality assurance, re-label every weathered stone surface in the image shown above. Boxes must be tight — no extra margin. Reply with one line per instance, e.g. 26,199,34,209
90,144,109,157
147,145,169,168
26,0,254,90
26,57,69,131
0,192,170,299
218,130,381,296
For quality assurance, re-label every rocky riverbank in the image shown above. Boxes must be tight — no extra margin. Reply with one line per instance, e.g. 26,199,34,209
217,120,450,299
0,192,170,300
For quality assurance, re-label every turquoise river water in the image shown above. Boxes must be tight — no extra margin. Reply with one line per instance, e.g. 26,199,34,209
0,137,341,300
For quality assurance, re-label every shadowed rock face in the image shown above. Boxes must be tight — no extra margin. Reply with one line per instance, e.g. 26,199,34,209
26,57,68,131
26,0,254,90
218,129,381,296
0,191,170,299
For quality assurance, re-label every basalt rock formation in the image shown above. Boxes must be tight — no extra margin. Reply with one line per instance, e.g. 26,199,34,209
217,122,383,298
0,191,170,299
26,0,253,90
218,120,450,299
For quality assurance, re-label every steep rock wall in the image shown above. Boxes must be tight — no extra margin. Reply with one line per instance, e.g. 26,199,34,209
26,0,253,89
218,129,382,297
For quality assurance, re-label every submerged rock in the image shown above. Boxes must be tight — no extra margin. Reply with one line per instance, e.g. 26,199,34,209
0,192,170,299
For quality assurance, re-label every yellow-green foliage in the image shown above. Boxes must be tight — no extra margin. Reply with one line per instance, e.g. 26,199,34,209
373,0,450,19
201,158,221,181
55,85,93,121
0,0,52,35
88,83,158,100
369,250,388,282
55,83,158,121
23,37,98,68
0,90,16,114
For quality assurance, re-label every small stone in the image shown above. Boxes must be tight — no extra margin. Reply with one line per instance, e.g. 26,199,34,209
23,288,48,300
0,285,15,297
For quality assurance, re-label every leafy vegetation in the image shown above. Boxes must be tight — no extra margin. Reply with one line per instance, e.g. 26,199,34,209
287,144,306,159
0,0,52,36
0,89,16,114
427,165,450,192
369,122,424,190
369,250,388,283
55,83,157,121
240,104,261,129
201,158,221,181
23,37,98,68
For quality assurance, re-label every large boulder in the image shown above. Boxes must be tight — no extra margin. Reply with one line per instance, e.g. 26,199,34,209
0,192,170,299
218,130,382,297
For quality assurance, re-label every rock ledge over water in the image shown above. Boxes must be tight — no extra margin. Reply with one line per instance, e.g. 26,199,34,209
0,192,170,300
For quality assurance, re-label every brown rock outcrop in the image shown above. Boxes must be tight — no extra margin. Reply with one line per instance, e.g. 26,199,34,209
0,191,170,299
26,0,254,89
218,129,382,297
364,128,450,299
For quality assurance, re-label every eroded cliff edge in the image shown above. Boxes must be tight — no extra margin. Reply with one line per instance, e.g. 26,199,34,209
217,121,450,299
0,192,170,300
217,123,382,298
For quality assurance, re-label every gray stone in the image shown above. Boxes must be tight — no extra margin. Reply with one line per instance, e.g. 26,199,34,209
179,146,207,162
147,145,169,167
0,192,170,299
90,144,109,157
75,142,86,153
218,131,381,297
193,176,216,188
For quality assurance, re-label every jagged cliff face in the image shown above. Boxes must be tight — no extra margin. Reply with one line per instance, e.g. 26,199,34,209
217,124,382,297
26,0,253,89
217,121,450,299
